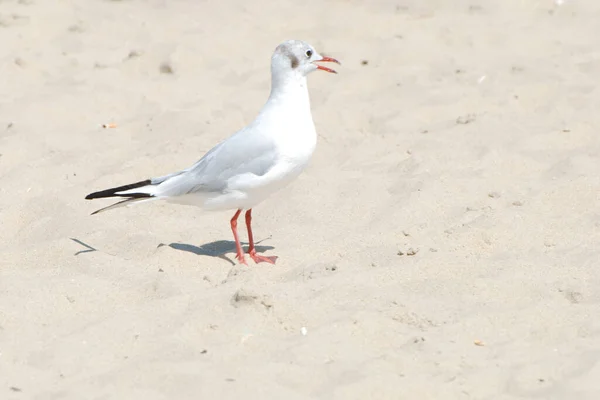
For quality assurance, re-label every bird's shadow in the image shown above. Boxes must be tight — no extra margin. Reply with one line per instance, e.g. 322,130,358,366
160,239,275,266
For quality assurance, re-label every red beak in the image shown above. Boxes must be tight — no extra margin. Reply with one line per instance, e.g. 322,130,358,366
315,56,341,74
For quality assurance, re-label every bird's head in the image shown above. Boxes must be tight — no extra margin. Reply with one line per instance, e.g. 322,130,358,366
271,40,340,80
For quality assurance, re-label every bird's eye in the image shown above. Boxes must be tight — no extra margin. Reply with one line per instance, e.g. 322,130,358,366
305,50,313,58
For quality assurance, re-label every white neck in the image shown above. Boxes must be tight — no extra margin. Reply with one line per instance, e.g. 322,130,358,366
269,72,308,99
264,73,312,119
257,69,317,161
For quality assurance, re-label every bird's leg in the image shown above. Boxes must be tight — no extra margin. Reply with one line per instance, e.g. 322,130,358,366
230,209,247,265
245,209,277,264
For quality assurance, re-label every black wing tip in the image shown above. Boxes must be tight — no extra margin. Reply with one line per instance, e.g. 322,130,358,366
85,179,152,200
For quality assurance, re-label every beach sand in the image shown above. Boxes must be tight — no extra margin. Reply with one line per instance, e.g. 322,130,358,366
1,0,599,398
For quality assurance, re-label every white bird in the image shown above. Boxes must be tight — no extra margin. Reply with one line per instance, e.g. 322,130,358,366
85,39,339,265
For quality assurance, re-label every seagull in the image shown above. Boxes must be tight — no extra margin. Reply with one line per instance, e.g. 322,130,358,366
85,39,339,265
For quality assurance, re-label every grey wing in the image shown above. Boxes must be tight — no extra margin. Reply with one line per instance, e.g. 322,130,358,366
149,170,187,185
152,129,278,197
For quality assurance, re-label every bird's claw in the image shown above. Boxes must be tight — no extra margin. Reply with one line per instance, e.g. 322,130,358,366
235,252,248,265
248,249,277,264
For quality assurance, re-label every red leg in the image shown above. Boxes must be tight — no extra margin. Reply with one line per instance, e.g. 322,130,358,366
230,209,247,265
245,209,277,264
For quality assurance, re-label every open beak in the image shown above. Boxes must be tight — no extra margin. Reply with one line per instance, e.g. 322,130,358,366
315,56,341,74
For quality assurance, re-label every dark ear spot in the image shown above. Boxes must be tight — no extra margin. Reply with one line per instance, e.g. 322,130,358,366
290,54,299,69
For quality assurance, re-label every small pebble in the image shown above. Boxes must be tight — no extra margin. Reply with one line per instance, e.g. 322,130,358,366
127,50,142,59
488,191,501,199
406,248,419,256
456,114,476,125
301,327,308,336
159,62,174,74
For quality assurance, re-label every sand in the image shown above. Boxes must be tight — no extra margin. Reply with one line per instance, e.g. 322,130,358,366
1,0,600,398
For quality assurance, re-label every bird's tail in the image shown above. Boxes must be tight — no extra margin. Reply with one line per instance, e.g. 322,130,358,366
85,179,158,215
